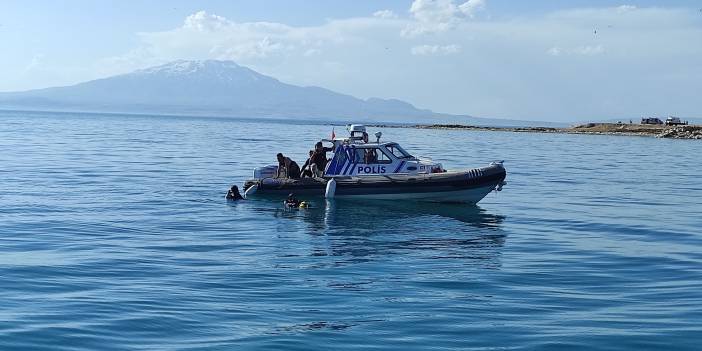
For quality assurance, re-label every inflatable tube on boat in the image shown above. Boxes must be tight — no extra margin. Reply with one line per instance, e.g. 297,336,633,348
245,178,327,194
244,183,258,199
325,178,337,199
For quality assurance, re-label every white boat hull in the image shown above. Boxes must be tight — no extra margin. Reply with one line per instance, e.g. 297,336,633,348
333,183,498,204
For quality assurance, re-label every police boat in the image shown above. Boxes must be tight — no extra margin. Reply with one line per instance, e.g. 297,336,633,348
242,125,506,204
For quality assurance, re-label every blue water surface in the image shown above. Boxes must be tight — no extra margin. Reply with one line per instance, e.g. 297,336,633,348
0,110,701,350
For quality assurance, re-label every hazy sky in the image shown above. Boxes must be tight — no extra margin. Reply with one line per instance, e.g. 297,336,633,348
1,0,701,121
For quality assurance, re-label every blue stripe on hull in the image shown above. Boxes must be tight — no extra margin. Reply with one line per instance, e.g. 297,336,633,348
394,161,405,173
341,159,352,175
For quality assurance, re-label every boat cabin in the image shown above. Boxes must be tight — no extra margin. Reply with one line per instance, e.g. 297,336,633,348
323,125,443,177
251,124,444,179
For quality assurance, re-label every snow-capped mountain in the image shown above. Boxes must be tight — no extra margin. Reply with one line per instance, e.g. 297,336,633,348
0,60,443,121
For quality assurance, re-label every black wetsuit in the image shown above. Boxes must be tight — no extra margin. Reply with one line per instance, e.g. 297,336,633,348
226,190,244,200
301,157,313,176
287,161,301,179
309,147,333,172
285,199,301,207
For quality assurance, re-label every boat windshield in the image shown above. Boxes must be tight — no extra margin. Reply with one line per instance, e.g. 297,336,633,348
386,143,413,159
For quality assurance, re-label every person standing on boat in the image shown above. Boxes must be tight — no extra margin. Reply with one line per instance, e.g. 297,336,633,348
276,153,287,178
301,150,315,178
276,153,301,179
305,142,333,177
286,158,301,179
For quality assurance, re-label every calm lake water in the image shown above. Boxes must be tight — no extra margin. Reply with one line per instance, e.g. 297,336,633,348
1,110,701,350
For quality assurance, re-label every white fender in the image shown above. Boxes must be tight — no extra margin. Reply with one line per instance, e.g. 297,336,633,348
325,178,337,199
244,184,258,199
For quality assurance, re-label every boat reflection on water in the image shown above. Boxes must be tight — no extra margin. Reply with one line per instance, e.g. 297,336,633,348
268,199,507,267
322,199,505,229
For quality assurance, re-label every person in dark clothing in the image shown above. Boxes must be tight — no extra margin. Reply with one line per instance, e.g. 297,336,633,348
275,153,300,179
276,153,301,179
226,185,244,200
306,141,334,177
285,193,301,208
301,150,315,178
284,157,301,179
364,148,378,163
276,153,286,178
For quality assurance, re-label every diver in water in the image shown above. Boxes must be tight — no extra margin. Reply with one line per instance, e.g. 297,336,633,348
285,193,309,208
285,193,302,208
226,185,244,200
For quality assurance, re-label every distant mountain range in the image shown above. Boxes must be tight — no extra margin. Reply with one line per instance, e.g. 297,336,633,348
0,60,559,126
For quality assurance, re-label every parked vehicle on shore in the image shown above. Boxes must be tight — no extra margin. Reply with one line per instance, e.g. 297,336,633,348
641,117,663,125
665,116,688,126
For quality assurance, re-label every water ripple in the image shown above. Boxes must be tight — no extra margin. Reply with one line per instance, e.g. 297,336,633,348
0,110,700,350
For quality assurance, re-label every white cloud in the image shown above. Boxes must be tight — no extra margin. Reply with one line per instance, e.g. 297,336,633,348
24,54,45,71
411,44,461,55
547,47,562,56
373,10,398,19
31,4,702,121
303,48,321,57
616,5,637,13
402,0,486,37
548,45,604,56
133,10,318,63
546,5,671,27
183,11,229,32
215,36,287,60
459,0,486,18
409,0,460,24
573,45,604,56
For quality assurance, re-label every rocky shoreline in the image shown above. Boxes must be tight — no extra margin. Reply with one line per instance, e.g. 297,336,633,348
368,123,702,139
655,125,702,139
